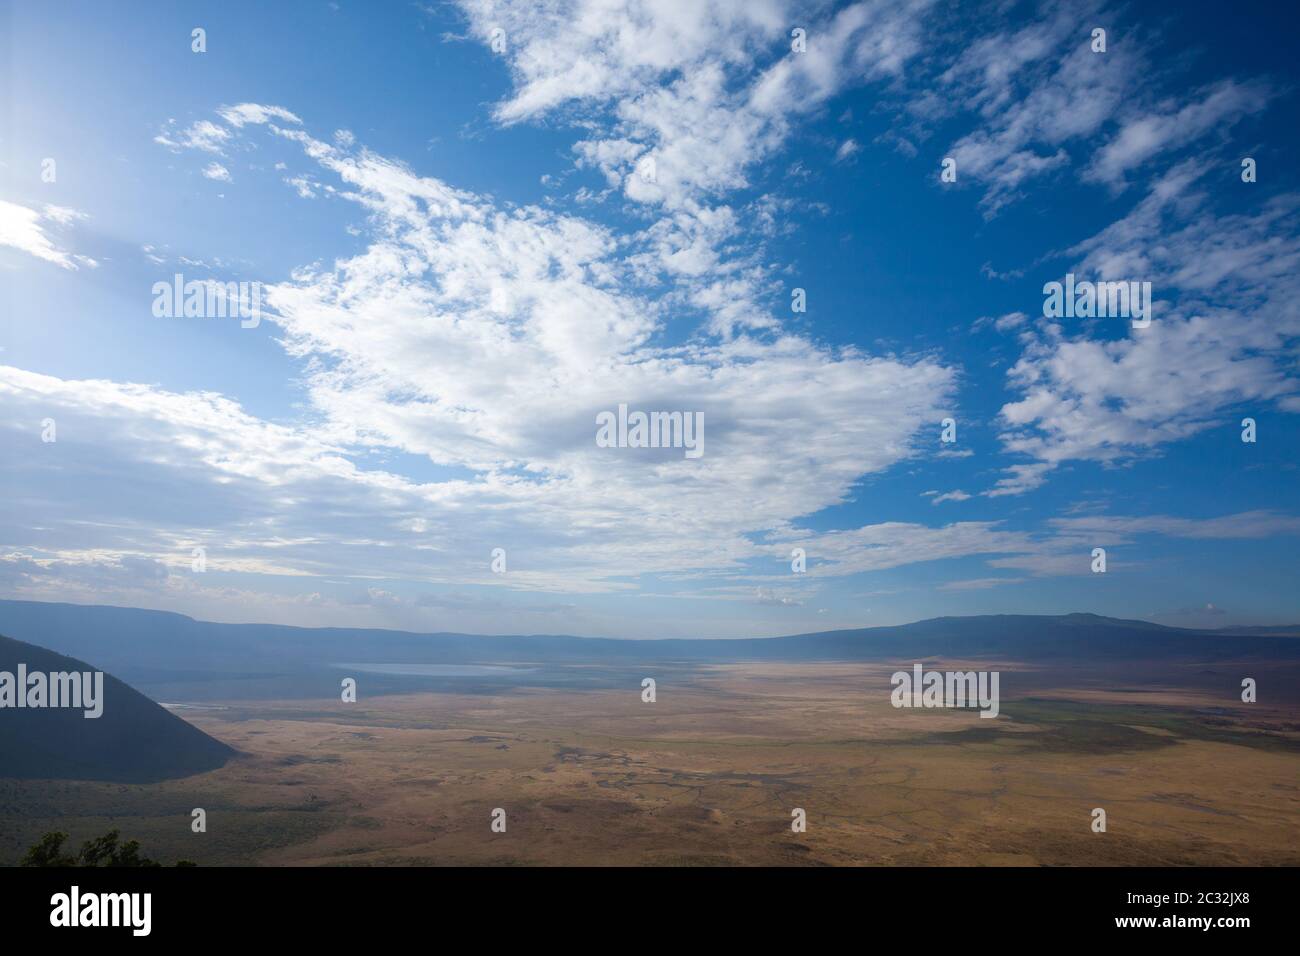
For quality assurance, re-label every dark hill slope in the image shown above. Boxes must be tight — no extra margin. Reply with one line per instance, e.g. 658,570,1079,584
0,632,235,782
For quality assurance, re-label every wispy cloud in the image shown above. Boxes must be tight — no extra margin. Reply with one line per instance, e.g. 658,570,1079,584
0,200,90,269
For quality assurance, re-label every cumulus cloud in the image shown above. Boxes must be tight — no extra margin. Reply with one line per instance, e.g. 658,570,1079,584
452,0,933,334
987,160,1300,494
6,108,961,603
924,0,1130,215
461,0,929,208
202,162,233,182
973,311,1028,333
10,1,1297,628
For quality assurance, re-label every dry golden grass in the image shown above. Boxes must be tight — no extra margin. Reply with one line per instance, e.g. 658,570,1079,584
95,661,1294,866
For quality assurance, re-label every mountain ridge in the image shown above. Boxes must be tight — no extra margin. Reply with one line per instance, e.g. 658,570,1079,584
0,598,1291,644
2,599,1297,704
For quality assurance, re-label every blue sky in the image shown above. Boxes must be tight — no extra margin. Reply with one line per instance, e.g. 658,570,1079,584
1,0,1298,637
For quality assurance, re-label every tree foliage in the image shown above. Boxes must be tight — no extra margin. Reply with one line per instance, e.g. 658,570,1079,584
20,829,194,867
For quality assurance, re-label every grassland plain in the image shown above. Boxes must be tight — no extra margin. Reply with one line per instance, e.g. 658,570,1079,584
2,660,1297,866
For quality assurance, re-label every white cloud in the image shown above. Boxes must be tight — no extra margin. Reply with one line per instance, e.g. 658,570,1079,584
0,199,86,269
153,105,302,159
12,0,1296,626
1,109,962,601
1087,79,1272,187
938,576,1023,591
39,204,87,227
973,311,1028,333
776,521,1040,577
903,3,1272,216
1049,510,1300,540
155,119,231,153
202,162,233,182
988,161,1300,494
453,0,933,334
930,490,971,505
924,1,1129,214
217,103,303,127
753,587,804,606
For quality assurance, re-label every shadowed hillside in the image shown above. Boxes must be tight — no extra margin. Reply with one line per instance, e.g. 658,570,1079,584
0,632,236,782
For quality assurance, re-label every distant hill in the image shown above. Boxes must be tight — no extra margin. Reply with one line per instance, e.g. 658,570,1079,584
0,600,1297,702
0,632,236,782
1,599,1298,667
